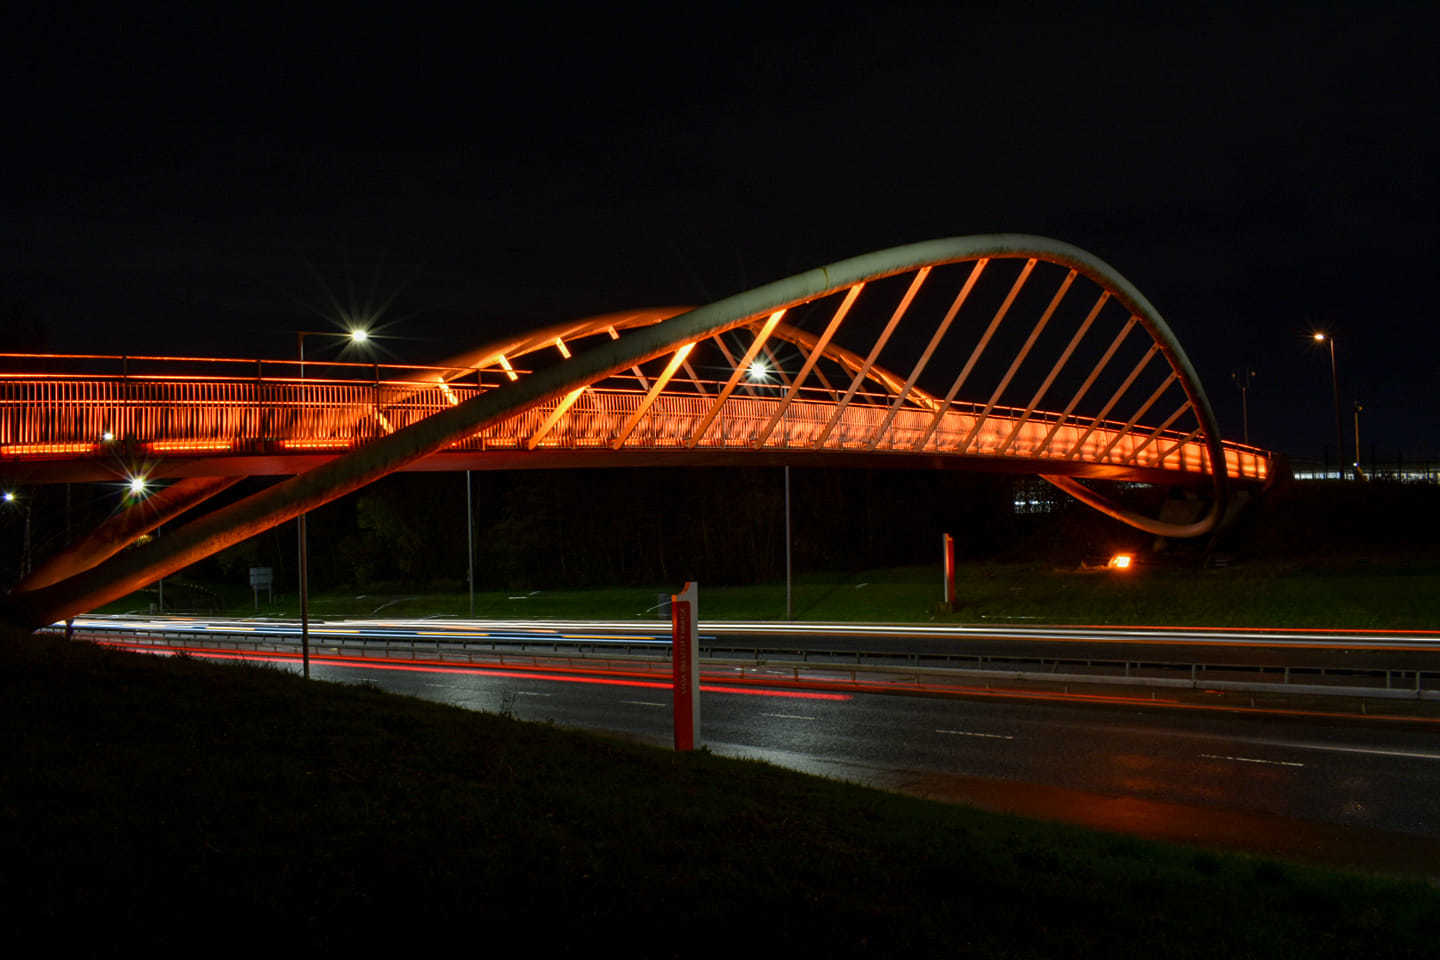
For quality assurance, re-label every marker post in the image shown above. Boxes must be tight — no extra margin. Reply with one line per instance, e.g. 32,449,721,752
671,581,700,751
942,533,956,611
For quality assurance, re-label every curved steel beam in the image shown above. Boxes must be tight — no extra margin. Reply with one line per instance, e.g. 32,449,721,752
15,476,241,593
1040,474,1213,539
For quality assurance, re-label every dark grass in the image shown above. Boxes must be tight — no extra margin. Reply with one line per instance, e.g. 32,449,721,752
125,559,1440,629
2,630,1436,956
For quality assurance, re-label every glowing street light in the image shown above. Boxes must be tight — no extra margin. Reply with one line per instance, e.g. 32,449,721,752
296,327,372,377
1108,553,1134,571
2,491,15,503
293,325,373,679
128,476,148,497
748,360,769,382
1312,332,1344,478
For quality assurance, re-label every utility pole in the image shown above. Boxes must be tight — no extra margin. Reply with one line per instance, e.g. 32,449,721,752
466,470,475,617
291,325,369,677
784,466,792,621
1353,400,1365,480
1313,333,1344,479
1231,368,1255,444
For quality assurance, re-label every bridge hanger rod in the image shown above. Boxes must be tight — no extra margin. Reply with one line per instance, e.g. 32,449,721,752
754,284,864,447
1124,400,1193,465
526,386,587,450
684,310,787,447
607,325,650,391
996,291,1108,457
1065,343,1160,459
1094,371,1177,462
680,358,712,397
611,343,696,448
1155,426,1204,470
913,259,1038,452
707,333,754,398
759,341,793,388
867,259,989,449
1033,315,1137,457
961,270,1075,454
814,267,930,447
794,339,842,400
806,350,841,400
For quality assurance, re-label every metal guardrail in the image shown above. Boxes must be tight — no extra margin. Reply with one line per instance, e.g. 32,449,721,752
59,626,1440,701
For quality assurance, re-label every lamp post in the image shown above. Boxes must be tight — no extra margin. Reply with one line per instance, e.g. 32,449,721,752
1353,400,1365,480
3,490,30,583
466,470,474,617
295,327,370,678
784,465,792,621
1230,368,1255,444
1312,333,1344,479
747,359,791,618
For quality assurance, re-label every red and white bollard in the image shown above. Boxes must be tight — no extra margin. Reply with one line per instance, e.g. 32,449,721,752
671,581,700,751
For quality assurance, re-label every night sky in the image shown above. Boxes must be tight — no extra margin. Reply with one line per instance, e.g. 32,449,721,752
8,5,1437,462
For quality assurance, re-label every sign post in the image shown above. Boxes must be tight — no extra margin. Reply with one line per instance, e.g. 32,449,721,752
249,566,274,610
671,581,700,751
942,533,956,611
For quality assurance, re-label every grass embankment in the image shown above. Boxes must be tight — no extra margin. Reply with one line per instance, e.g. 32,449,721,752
2,631,1435,955
133,559,1440,628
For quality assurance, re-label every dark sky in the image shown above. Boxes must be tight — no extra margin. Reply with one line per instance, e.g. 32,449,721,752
7,4,1437,461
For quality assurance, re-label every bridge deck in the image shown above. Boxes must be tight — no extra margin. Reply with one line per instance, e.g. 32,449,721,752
1,365,1268,483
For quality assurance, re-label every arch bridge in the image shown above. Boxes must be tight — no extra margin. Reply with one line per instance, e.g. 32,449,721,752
1,236,1274,629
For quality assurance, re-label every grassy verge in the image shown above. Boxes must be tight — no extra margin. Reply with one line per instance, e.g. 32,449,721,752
2,630,1436,955
113,559,1440,628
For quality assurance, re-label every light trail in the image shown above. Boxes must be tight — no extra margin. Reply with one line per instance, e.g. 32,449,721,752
61,613,1440,651
88,638,853,701
75,627,1440,724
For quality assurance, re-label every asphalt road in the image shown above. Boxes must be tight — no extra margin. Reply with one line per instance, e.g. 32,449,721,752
66,614,1440,872
290,652,1440,874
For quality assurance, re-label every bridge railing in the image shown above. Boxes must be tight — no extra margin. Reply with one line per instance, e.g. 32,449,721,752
0,360,1270,480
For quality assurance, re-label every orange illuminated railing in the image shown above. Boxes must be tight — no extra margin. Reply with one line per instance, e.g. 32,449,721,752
0,366,1268,481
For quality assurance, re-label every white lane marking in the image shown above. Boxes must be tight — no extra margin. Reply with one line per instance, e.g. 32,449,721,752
514,691,552,697
1201,753,1304,768
763,713,818,721
620,700,666,707
937,729,1014,740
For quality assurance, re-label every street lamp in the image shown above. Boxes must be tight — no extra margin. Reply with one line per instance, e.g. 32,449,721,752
297,327,371,377
293,326,372,679
1312,333,1344,479
4,490,30,580
1230,368,1256,444
1353,400,1365,480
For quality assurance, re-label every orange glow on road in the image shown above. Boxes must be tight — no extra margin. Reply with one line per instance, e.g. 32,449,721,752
1109,553,1133,570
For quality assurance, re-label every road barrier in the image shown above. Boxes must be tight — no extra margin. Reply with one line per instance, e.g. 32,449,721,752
54,625,1440,703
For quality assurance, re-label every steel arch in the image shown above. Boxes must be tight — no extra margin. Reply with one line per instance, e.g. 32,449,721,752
3,235,1262,629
